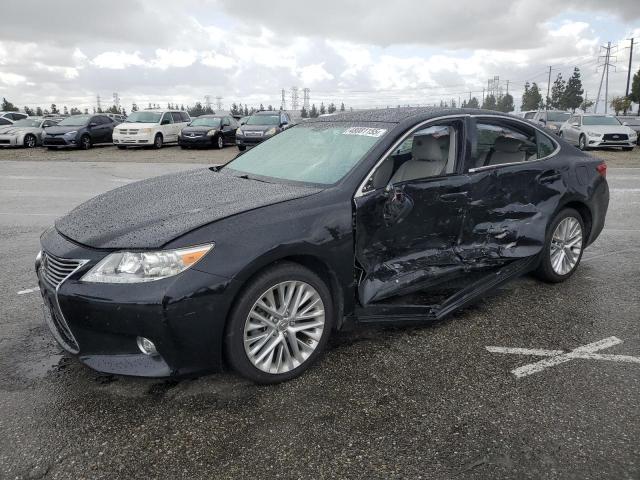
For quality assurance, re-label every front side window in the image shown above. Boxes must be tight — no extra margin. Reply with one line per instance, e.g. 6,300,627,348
524,112,536,120
227,123,386,185
161,112,174,124
470,121,538,169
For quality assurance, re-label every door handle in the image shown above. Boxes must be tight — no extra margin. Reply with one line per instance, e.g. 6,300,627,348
537,171,561,184
440,192,468,202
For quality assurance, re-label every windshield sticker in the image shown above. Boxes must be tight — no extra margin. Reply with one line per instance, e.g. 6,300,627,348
342,127,387,137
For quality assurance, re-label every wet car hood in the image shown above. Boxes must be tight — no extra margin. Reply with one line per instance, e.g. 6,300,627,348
55,168,322,249
0,126,41,135
45,125,85,135
240,125,276,133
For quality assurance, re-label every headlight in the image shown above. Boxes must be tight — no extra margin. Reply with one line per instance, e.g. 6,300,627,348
586,131,602,137
207,129,218,136
64,131,77,137
236,129,244,137
265,127,277,136
81,244,213,283
141,128,153,134
549,124,559,130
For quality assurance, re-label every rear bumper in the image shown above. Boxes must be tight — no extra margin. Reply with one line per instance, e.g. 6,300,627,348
586,179,609,246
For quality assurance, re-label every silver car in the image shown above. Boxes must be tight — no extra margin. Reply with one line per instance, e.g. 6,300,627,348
532,110,571,135
0,117,59,148
559,114,637,151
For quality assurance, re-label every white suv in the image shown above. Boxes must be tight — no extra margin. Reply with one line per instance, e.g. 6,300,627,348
113,109,190,148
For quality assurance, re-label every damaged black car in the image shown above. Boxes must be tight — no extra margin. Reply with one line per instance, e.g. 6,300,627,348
36,108,609,383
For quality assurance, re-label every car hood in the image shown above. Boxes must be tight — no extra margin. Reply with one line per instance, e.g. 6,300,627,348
0,126,41,135
55,168,322,249
240,125,275,133
117,122,157,129
581,124,634,135
45,125,84,134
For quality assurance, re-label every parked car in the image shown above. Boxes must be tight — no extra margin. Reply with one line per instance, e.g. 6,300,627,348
178,115,238,149
235,110,292,150
113,109,190,149
0,117,59,148
42,114,117,149
531,110,571,134
520,111,537,120
238,116,249,126
617,116,640,145
36,107,609,383
0,111,28,123
0,117,14,126
105,113,126,124
559,113,637,150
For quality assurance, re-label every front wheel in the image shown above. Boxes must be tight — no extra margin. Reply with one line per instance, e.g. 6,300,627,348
578,134,588,151
237,145,246,151
153,133,163,149
23,134,37,148
79,135,92,150
534,208,585,283
225,262,333,384
215,135,224,149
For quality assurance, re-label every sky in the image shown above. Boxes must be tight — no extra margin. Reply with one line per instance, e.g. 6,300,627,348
0,0,639,113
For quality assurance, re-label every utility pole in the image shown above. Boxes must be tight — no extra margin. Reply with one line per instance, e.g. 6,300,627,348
546,66,552,111
506,80,510,96
482,88,485,105
280,89,287,110
626,38,635,97
303,88,310,110
96,94,101,112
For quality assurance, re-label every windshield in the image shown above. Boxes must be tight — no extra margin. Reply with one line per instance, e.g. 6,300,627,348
12,119,42,128
58,115,90,126
227,124,386,185
190,117,221,127
547,112,570,122
126,111,162,123
583,116,621,126
246,114,280,126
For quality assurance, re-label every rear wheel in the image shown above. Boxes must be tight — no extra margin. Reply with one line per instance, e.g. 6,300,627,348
535,208,585,283
23,134,37,148
578,134,588,151
225,262,333,384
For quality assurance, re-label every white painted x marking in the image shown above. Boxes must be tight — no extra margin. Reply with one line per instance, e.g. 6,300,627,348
486,337,640,378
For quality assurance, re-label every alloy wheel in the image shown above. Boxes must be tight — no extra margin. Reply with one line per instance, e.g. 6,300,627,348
550,217,583,275
243,280,325,374
25,135,36,148
217,135,224,149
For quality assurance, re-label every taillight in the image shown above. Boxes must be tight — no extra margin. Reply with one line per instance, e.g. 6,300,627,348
596,162,607,178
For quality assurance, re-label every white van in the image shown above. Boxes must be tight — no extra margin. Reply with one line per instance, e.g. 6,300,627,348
113,109,190,148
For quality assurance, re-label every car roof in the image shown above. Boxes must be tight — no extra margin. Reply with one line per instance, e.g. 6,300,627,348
194,114,224,118
303,107,510,124
253,111,281,115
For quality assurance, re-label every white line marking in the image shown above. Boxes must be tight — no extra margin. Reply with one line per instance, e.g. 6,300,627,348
486,336,640,378
0,212,62,216
610,188,640,192
17,287,39,295
582,248,640,262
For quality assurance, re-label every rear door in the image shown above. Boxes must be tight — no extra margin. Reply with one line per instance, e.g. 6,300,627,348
354,117,470,305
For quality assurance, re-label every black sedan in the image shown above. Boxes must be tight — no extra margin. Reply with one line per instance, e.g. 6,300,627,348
37,108,608,383
178,115,238,149
43,114,116,149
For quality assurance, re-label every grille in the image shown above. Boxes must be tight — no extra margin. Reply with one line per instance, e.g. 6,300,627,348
43,299,80,353
0,139,10,144
44,137,67,145
602,133,628,141
41,252,85,289
119,129,139,135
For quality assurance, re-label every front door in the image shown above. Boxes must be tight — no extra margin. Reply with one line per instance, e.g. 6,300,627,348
354,119,469,305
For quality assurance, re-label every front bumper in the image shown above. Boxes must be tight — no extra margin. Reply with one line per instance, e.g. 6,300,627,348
113,132,152,145
43,135,77,147
0,135,19,147
236,134,274,147
587,136,636,147
37,229,238,377
178,134,213,146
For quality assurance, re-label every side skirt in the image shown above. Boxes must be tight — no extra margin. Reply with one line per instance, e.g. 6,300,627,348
352,256,538,326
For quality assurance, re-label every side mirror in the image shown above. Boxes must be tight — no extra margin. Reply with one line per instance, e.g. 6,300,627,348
572,122,580,127
89,122,97,128
539,118,546,124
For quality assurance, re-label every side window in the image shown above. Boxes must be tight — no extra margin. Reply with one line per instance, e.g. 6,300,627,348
364,123,459,191
180,112,190,122
171,112,183,123
536,131,556,158
470,121,537,170
524,112,536,120
43,120,56,127
162,112,173,124
0,118,11,125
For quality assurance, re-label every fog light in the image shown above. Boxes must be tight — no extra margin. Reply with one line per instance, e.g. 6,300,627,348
137,336,158,356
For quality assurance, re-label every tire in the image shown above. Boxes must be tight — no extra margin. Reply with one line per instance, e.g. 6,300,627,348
180,145,188,150
79,135,92,150
23,134,37,148
47,147,56,151
153,133,163,149
117,146,126,150
215,134,224,149
534,208,585,283
238,145,246,151
622,147,633,151
225,262,334,384
578,134,588,151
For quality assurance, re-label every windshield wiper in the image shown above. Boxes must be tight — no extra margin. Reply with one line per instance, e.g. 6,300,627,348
238,173,271,184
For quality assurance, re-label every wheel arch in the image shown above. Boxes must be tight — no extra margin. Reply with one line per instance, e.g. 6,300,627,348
558,200,593,242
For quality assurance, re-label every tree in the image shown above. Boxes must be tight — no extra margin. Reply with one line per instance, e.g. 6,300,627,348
629,67,640,116
340,102,345,111
84,108,89,115
309,104,318,118
259,103,264,111
1,98,18,112
187,102,205,117
36,107,43,116
301,106,308,118
497,93,514,113
131,103,138,112
467,97,480,109
562,67,584,112
328,102,336,113
70,107,81,115
230,103,239,115
267,104,273,110
50,104,59,114
244,105,249,116
521,82,543,111
24,106,35,116
610,96,632,115
319,102,326,115
482,94,497,110
549,73,566,109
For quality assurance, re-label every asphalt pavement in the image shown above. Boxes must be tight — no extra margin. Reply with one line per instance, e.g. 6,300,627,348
0,159,638,479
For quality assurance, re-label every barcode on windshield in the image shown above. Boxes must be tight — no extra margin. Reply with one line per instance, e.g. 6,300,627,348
342,127,387,137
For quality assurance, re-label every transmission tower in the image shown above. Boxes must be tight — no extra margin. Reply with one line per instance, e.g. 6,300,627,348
216,96,223,111
595,42,617,114
204,95,212,111
303,88,310,109
112,92,120,107
290,86,299,111
280,89,287,110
